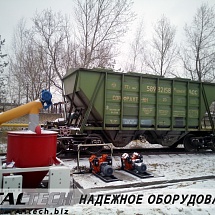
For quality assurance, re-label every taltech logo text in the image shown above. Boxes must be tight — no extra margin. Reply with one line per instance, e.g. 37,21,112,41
0,192,73,208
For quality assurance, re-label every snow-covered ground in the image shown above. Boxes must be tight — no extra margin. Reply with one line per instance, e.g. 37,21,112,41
1,141,215,214
55,152,215,215
0,143,7,153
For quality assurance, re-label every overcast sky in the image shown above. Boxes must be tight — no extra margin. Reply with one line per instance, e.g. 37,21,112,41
0,0,215,70
1,0,215,45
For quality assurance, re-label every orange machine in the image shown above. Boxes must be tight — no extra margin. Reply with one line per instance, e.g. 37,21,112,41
121,152,147,173
89,154,113,177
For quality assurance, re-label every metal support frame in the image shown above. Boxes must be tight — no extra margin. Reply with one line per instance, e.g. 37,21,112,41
0,157,67,191
76,143,114,173
0,166,50,191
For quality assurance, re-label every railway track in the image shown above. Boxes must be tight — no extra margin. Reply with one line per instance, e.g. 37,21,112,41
0,146,214,159
57,146,215,160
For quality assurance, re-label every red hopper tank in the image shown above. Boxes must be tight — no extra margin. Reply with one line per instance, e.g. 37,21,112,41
7,130,58,188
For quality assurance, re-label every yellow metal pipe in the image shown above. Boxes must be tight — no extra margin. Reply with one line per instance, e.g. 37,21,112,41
0,101,43,125
1,123,29,127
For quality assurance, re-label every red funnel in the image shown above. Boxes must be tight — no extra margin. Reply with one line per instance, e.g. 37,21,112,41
7,130,58,188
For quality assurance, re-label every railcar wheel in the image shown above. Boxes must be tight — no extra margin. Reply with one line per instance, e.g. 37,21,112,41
56,139,66,156
59,126,71,136
183,134,198,152
210,141,215,151
85,134,104,154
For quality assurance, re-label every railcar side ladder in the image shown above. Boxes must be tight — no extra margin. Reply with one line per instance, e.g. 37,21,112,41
202,84,215,134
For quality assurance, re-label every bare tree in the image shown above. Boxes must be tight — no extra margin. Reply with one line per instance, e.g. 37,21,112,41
125,18,146,72
0,35,8,103
145,15,177,76
181,3,215,82
9,10,85,102
32,9,71,91
74,0,135,68
0,36,8,72
9,19,31,103
9,19,48,103
9,2,135,101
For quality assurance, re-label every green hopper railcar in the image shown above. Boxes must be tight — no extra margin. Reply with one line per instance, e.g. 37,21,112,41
62,68,215,152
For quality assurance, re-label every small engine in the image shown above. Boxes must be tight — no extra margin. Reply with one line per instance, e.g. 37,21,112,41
121,152,147,173
89,154,113,177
